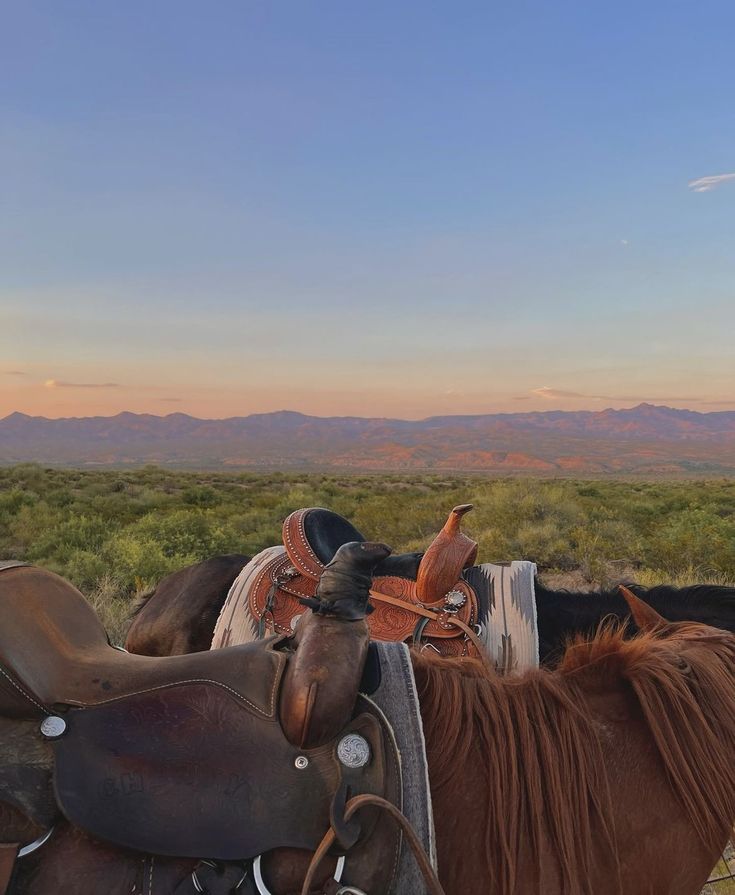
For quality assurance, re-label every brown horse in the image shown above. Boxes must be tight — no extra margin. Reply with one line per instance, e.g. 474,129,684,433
5,569,735,894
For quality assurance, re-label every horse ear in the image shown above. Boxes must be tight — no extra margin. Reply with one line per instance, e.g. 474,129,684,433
619,585,666,631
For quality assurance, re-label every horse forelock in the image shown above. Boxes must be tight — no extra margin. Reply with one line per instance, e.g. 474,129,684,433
412,622,735,895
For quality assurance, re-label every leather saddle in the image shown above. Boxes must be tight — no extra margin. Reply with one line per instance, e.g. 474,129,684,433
243,505,483,658
0,557,405,894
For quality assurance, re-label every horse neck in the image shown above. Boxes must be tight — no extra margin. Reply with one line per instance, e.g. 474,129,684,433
640,583,735,632
536,581,735,664
535,583,631,664
411,655,619,895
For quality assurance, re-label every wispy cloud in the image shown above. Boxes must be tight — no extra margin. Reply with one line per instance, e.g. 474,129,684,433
3,371,26,377
44,379,120,389
532,387,594,400
529,387,729,406
688,173,735,193
159,397,183,403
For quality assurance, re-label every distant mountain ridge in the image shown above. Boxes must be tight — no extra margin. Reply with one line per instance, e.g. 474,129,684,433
2,404,735,474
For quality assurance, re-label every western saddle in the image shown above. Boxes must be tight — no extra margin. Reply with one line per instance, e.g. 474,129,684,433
234,504,484,658
0,548,445,894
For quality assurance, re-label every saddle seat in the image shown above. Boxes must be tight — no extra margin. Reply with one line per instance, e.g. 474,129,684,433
285,507,424,580
0,565,284,718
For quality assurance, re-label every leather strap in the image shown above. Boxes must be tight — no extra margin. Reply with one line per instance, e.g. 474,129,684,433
0,844,19,895
300,794,446,895
370,589,489,661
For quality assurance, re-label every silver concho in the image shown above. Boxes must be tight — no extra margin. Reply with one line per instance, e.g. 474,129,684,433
444,589,466,611
294,755,309,770
40,716,67,739
337,734,371,769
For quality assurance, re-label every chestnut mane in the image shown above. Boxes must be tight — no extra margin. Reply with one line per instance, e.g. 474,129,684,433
411,622,735,895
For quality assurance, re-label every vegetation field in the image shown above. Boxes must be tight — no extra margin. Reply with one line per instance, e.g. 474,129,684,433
2,464,735,641
2,463,735,890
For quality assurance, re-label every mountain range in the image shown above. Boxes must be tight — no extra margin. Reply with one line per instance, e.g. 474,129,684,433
2,404,735,474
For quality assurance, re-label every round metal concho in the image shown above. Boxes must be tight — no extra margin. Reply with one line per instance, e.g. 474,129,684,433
294,755,309,770
444,589,466,611
337,733,371,769
40,716,67,739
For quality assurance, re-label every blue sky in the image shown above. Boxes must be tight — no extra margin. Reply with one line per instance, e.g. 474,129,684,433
1,1,734,418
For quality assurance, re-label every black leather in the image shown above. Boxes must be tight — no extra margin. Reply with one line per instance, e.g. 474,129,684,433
302,509,365,563
302,509,423,580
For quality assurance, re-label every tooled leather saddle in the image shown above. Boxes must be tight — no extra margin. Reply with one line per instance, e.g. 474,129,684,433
0,555,439,895
226,505,484,658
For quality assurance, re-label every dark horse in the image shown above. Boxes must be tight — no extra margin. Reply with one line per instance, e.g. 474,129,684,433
5,562,735,894
126,554,249,655
126,552,735,666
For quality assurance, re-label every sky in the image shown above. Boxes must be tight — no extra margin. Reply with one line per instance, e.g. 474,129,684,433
1,0,734,420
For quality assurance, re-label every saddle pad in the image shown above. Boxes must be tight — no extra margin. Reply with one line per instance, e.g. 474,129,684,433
367,642,437,894
212,546,286,648
464,561,539,672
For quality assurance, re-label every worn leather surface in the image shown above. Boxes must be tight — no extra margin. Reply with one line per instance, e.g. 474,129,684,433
53,690,396,861
0,843,18,895
0,717,57,840
0,563,402,894
278,543,386,749
0,566,286,718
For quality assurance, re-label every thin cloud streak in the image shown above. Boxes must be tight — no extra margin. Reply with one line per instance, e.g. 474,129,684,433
44,379,121,389
530,387,731,406
3,371,26,377
688,173,735,192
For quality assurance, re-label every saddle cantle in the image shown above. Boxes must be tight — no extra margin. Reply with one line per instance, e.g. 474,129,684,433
237,505,483,658
0,560,409,894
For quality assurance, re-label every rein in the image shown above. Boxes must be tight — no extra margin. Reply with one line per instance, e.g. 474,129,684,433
300,794,446,895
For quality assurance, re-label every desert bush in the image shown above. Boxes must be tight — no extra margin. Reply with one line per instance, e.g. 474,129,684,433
3,466,735,638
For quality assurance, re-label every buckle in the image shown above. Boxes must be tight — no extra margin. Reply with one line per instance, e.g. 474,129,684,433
252,854,346,895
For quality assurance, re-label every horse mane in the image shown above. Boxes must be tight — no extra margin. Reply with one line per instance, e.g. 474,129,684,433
412,622,735,895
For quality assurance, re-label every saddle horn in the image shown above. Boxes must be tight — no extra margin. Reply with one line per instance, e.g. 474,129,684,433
415,504,478,604
279,542,391,749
